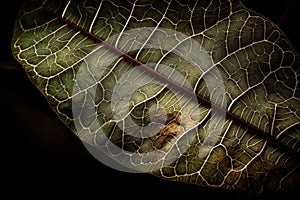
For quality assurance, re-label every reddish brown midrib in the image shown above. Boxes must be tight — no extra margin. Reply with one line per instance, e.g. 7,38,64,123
40,5,299,159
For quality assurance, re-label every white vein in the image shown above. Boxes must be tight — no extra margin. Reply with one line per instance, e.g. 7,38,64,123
134,0,172,59
88,0,104,32
114,0,137,47
62,0,72,18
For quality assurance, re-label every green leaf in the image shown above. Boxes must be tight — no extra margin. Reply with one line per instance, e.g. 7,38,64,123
12,0,299,194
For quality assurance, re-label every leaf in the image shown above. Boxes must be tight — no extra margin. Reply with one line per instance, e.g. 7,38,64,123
12,0,299,194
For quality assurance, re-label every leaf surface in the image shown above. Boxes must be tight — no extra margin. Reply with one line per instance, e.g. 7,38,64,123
12,0,300,193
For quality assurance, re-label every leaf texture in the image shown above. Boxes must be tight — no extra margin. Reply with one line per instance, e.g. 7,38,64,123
12,0,300,194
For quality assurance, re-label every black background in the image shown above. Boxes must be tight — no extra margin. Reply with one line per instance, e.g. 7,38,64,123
0,0,299,199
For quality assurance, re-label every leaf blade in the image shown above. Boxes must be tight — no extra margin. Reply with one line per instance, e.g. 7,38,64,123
12,0,300,193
